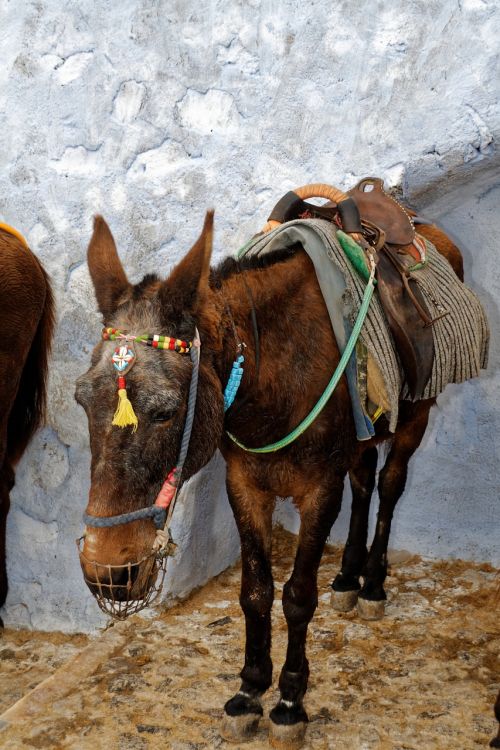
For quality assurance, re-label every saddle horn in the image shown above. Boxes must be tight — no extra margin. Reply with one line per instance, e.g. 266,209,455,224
261,184,349,234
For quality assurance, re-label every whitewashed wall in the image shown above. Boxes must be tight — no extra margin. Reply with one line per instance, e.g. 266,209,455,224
0,0,498,632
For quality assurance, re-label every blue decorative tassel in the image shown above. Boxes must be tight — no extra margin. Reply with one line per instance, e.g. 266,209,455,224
224,355,244,411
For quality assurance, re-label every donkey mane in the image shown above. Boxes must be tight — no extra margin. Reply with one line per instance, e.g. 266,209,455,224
127,245,303,304
210,243,301,288
131,273,160,299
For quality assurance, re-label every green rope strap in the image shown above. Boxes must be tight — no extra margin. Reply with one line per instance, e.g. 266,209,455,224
226,258,377,453
407,259,427,272
336,230,371,282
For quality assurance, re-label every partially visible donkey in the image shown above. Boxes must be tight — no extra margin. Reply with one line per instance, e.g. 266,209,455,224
0,226,54,622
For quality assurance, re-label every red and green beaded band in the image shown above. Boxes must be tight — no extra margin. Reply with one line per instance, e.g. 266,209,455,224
102,328,192,354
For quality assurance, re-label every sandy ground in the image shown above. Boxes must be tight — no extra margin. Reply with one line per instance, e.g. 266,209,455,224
0,528,498,749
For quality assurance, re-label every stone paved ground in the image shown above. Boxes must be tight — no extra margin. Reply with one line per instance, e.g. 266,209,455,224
0,529,499,749
0,630,89,715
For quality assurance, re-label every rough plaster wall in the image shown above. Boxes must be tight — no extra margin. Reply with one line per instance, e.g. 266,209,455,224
0,0,498,631
397,179,500,564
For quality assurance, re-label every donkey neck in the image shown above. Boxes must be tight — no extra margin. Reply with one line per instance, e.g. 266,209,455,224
212,247,349,450
215,249,317,381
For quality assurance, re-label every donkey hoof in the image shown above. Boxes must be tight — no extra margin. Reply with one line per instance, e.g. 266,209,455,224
357,596,385,620
269,702,308,749
220,712,261,743
269,720,307,749
221,693,263,742
331,588,359,612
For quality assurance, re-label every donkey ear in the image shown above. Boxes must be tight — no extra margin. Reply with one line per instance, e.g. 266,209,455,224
159,210,214,318
87,216,132,320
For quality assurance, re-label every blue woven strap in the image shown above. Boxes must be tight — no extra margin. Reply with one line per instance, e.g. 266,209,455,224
83,505,166,530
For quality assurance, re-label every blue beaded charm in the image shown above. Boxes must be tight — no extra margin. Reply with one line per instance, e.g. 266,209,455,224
224,355,245,411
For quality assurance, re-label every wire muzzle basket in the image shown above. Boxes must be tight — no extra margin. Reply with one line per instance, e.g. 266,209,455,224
77,537,169,620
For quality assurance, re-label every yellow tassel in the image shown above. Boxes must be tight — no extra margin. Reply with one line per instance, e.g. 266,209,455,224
112,389,138,431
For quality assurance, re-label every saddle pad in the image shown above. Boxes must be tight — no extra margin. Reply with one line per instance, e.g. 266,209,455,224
241,219,489,434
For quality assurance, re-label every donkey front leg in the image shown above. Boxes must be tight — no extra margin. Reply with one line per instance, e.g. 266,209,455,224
270,473,345,749
222,471,275,743
358,401,433,620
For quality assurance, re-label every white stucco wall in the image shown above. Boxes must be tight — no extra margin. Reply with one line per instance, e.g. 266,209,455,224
0,0,498,632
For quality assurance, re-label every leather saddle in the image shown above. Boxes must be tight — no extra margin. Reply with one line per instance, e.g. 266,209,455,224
266,178,439,400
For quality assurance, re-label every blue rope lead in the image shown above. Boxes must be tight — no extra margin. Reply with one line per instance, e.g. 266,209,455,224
224,355,245,411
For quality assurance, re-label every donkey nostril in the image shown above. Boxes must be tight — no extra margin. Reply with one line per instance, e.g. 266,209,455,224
81,561,139,596
111,563,139,589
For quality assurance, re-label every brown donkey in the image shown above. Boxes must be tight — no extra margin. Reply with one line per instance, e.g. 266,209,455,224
0,227,54,622
77,212,463,747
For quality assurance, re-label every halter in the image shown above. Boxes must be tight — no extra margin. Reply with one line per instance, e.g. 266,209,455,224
82,316,247,530
83,327,200,534
82,319,245,524
79,326,202,618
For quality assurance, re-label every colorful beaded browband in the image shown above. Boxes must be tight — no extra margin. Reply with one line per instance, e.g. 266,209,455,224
102,326,244,431
102,327,192,354
102,327,193,432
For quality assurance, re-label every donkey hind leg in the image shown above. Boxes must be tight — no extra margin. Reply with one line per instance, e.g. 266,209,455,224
331,446,378,612
0,459,14,619
0,413,15,618
358,401,433,620
221,478,275,743
0,465,13,604
269,473,345,749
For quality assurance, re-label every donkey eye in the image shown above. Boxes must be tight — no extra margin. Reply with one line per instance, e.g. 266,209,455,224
152,409,176,424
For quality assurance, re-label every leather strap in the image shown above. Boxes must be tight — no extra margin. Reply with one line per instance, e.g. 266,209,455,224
267,191,308,224
376,249,434,400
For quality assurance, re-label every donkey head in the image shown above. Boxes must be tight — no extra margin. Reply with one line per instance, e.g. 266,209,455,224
76,213,224,602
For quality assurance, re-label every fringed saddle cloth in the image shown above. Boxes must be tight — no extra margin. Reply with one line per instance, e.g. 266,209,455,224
241,218,489,439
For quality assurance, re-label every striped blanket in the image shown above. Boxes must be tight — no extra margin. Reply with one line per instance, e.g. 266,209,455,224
241,219,489,433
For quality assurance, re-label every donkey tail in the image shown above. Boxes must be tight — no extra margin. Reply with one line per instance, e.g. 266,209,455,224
7,261,55,464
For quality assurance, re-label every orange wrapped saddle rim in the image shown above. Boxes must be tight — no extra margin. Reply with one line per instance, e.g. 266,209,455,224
0,222,29,249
